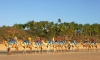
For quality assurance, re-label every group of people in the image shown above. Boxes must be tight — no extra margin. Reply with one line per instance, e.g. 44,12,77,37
72,38,78,45
7,36,18,49
9,36,43,46
84,38,97,44
8,36,97,47
23,37,32,45
9,36,18,45
68,37,97,46
48,36,66,45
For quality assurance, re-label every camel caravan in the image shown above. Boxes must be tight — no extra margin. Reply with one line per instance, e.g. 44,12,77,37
2,36,98,55
80,38,98,52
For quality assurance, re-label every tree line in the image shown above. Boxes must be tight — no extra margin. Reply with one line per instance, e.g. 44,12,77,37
0,19,100,43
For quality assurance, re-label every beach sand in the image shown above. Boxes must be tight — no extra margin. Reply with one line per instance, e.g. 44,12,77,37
0,43,100,60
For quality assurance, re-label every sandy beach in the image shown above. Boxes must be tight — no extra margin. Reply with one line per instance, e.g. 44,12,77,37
0,51,100,60
0,43,100,60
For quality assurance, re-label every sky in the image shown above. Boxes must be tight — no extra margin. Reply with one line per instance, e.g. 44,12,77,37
0,0,100,26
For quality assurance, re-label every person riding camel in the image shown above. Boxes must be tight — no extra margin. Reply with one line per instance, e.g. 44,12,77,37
25,38,29,45
91,38,96,44
14,36,18,44
57,36,61,44
84,38,89,44
73,38,78,45
48,38,53,45
28,36,32,45
10,38,14,44
38,37,42,45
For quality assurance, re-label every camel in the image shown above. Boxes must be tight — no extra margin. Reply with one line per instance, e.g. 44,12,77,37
67,41,79,52
41,40,51,54
58,42,68,53
49,37,65,53
52,41,68,53
31,41,43,54
80,41,92,52
41,40,62,54
19,40,33,54
90,42,98,52
3,40,19,55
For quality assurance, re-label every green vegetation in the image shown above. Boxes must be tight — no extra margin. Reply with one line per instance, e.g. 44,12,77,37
0,19,100,42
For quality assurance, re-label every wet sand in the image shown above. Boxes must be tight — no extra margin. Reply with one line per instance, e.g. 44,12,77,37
0,51,100,60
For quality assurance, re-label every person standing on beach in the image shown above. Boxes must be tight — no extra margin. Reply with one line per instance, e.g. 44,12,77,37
7,43,11,55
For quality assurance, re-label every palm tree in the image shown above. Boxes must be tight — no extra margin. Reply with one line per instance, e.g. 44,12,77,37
68,22,75,38
83,24,92,37
58,18,61,24
91,23,99,37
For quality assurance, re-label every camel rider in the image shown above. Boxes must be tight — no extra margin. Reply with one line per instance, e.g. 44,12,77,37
38,37,42,45
57,36,61,44
48,39,53,45
10,38,14,45
91,38,96,44
28,37,32,45
84,38,89,44
73,38,78,45
25,39,29,45
14,36,18,45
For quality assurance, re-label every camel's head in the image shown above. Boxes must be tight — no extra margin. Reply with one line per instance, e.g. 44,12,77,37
2,40,8,47
42,40,45,43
